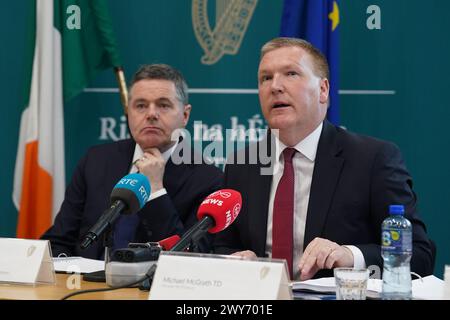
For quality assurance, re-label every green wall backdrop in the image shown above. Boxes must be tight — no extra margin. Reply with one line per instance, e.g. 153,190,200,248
1,0,448,277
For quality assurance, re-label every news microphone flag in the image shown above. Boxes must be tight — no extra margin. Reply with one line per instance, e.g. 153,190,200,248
13,0,121,239
170,189,242,252
280,0,340,125
197,189,242,233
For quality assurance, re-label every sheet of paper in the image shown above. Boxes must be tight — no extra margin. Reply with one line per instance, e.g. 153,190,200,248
291,277,382,298
53,257,104,274
291,277,335,292
291,275,445,300
412,275,445,300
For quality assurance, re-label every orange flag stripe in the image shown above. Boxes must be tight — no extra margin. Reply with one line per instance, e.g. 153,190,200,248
16,141,53,239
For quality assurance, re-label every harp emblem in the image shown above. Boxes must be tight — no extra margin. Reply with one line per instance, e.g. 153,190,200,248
192,0,258,65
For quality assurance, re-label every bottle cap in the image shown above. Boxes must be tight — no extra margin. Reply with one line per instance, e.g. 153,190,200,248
389,204,405,215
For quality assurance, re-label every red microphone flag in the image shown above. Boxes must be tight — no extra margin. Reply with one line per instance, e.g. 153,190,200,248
197,189,242,233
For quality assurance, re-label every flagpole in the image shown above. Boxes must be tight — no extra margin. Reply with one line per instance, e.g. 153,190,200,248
114,66,128,113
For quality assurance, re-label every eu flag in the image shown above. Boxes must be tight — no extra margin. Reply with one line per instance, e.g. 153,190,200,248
280,0,340,125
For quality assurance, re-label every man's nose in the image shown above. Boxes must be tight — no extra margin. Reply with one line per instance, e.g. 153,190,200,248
146,104,159,120
271,74,284,94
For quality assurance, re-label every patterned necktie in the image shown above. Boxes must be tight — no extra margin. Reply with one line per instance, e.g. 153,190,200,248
272,147,296,279
112,214,139,251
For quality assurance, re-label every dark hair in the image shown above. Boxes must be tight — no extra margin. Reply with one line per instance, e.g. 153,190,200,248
261,37,329,79
129,64,189,104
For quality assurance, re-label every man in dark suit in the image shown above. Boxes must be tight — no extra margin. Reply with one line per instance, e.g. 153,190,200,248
42,64,223,259
213,38,433,280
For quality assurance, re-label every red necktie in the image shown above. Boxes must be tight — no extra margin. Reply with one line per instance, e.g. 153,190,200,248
272,148,296,279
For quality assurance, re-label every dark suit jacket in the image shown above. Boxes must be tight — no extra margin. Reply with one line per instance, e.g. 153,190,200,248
42,139,223,259
214,121,433,277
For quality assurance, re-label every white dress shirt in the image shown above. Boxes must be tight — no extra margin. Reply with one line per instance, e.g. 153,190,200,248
265,123,365,279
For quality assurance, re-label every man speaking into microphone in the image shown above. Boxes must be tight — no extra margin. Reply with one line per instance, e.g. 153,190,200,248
41,64,223,259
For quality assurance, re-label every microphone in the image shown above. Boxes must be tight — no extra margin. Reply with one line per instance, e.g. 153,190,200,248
80,173,151,249
138,192,241,292
170,189,242,252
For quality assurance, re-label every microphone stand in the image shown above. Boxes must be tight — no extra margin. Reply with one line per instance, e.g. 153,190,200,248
80,200,125,249
82,225,114,283
138,228,208,291
169,216,213,252
103,226,114,265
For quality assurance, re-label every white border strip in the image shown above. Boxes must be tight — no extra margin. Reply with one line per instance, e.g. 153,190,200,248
189,88,258,94
84,88,119,93
338,90,396,95
84,88,396,95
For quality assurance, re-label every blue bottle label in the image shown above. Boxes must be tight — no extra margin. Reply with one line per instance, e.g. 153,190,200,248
381,228,412,253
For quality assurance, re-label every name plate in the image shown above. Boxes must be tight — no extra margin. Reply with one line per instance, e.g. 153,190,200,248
0,238,55,284
149,252,292,300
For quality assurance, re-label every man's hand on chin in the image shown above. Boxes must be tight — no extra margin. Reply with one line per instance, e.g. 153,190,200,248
136,147,165,192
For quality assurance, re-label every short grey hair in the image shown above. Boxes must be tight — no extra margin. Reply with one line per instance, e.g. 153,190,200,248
130,64,189,104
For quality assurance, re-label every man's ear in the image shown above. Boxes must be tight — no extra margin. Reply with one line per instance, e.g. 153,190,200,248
183,104,192,126
319,78,330,105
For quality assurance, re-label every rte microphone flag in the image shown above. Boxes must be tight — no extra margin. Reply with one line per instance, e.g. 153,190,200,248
13,0,122,239
280,0,340,125
81,173,151,249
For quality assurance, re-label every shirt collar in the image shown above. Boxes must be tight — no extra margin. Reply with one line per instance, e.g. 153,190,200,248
275,122,323,162
132,142,178,168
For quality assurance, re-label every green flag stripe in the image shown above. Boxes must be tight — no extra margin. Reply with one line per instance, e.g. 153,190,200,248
54,0,121,103
89,0,121,67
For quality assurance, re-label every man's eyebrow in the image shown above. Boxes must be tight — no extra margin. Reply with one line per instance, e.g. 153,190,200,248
155,97,174,104
131,98,147,103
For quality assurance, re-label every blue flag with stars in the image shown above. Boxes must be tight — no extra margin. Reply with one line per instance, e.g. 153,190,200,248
280,0,340,125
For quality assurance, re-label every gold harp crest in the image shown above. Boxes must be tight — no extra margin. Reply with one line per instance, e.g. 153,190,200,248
192,0,258,65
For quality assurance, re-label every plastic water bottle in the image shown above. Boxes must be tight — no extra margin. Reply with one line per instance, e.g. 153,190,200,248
381,204,412,299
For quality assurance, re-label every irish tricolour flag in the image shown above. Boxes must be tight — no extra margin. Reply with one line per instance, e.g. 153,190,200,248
13,0,121,239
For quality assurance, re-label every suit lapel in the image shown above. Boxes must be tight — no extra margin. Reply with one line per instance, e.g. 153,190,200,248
246,135,276,256
163,140,194,196
304,121,344,248
106,139,135,191
164,159,192,196
94,139,135,258
248,161,272,256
